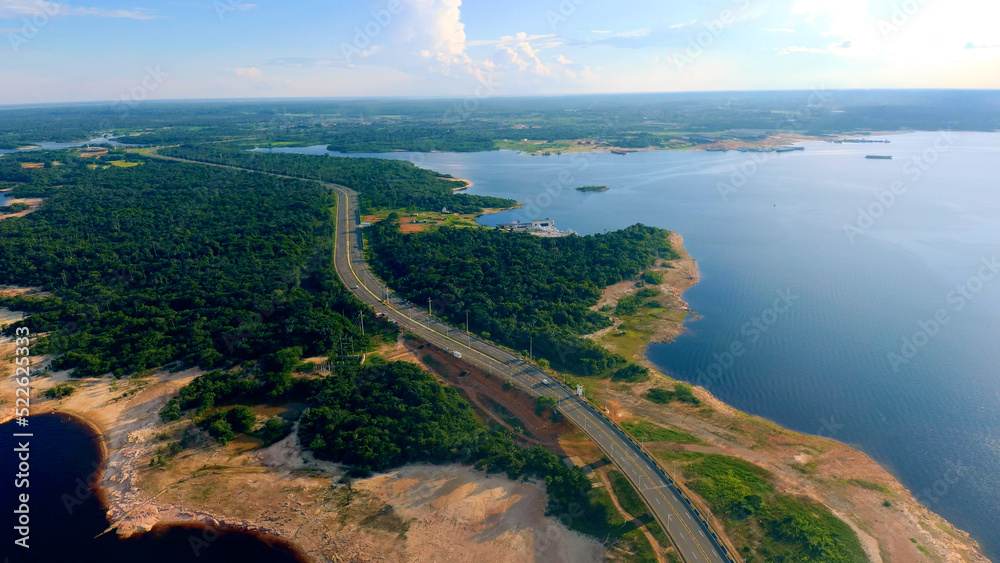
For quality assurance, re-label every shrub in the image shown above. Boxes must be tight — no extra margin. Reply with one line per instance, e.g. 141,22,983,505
535,395,557,416
612,363,650,382
208,418,235,445
642,271,664,285
643,382,700,405
44,383,76,399
227,405,257,433
258,417,293,446
635,287,660,298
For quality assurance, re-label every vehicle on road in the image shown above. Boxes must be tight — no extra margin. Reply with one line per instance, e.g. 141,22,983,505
453,351,462,359
542,378,550,385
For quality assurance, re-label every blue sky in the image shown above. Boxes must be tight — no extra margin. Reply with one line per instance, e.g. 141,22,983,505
1,0,998,104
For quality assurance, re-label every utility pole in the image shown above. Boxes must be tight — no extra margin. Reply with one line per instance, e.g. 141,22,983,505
529,337,533,361
428,298,432,315
359,312,365,336
604,383,608,412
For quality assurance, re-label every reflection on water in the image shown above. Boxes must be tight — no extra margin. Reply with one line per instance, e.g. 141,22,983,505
0,414,307,563
263,134,1000,558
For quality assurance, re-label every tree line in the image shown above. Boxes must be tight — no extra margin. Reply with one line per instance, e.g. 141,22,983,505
367,215,678,379
161,358,626,540
0,153,379,376
160,146,516,214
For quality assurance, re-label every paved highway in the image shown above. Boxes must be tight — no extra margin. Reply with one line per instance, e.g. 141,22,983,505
150,151,735,563
329,185,733,563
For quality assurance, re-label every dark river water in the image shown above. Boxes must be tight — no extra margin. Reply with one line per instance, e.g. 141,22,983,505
263,132,1000,559
0,414,306,562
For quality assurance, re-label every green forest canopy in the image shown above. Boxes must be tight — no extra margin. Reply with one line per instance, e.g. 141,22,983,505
0,151,376,376
368,215,678,379
159,146,516,214
162,360,628,541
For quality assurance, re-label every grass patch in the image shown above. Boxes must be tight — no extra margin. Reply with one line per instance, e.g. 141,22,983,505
622,419,703,445
607,469,648,520
644,382,700,406
651,448,706,463
678,454,867,563
621,529,658,563
846,479,890,494
645,520,672,552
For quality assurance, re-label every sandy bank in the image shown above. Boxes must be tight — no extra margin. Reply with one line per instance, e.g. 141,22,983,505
0,332,604,563
586,232,988,563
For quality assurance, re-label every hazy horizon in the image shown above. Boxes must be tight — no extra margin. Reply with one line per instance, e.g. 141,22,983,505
3,0,999,105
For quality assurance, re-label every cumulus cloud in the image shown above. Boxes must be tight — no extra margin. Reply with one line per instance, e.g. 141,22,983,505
552,52,594,81
235,67,263,80
390,0,568,83
0,0,156,19
396,0,472,74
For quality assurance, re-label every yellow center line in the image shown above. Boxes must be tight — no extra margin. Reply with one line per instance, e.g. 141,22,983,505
155,158,726,563
335,186,717,563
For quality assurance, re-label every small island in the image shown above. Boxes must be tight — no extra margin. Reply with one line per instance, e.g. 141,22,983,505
576,185,609,192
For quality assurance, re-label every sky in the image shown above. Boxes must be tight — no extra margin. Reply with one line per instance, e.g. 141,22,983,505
0,0,998,104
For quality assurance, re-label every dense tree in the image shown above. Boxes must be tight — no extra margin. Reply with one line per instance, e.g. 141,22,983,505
0,154,377,376
368,216,677,378
160,146,516,214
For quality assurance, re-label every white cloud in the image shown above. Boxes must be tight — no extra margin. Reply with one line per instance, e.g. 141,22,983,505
494,33,551,76
235,67,263,81
391,1,565,82
396,0,471,74
669,20,696,29
618,28,651,37
0,0,156,19
765,28,796,33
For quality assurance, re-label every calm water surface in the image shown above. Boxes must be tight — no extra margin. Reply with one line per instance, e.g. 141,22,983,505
266,132,1000,558
0,414,306,562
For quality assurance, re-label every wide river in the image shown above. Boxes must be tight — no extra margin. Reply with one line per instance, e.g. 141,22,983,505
265,132,1000,558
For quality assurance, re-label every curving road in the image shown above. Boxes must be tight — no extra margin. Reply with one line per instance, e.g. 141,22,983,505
329,185,734,563
150,151,735,563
